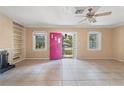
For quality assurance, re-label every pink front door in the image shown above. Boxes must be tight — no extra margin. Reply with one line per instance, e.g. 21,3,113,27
50,32,62,60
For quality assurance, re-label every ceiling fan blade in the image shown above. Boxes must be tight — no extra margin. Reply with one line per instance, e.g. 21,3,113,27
75,15,87,17
78,18,87,23
95,12,112,17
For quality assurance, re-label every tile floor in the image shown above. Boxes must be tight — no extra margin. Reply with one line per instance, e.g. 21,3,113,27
1,59,124,86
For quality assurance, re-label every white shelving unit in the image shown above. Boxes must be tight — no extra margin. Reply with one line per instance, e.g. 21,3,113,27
13,22,25,63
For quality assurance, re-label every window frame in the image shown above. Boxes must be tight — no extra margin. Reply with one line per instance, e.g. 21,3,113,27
88,32,102,51
32,31,47,51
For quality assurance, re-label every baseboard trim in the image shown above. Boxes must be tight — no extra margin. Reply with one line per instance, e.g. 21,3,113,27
77,58,113,60
77,58,124,63
13,58,25,64
25,58,49,60
12,58,124,63
112,58,124,62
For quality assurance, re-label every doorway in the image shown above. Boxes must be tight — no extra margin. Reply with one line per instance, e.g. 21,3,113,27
62,32,77,58
50,32,77,60
50,32,62,60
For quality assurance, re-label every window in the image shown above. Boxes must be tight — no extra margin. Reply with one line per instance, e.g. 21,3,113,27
88,32,101,51
33,32,47,51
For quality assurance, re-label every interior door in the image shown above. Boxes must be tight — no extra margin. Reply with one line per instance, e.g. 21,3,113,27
50,32,62,60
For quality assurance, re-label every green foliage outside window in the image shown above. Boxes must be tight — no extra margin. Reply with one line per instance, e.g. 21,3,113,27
63,34,72,48
35,35,45,49
89,34,97,49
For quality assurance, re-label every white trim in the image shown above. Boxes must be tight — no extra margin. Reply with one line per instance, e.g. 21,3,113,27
73,32,77,59
87,32,102,51
25,58,49,60
25,24,121,29
13,58,25,64
77,57,113,60
112,58,124,62
32,31,47,51
24,28,26,58
112,22,124,28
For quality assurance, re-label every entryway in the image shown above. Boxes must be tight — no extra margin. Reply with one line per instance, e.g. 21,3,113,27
50,32,77,60
62,32,77,58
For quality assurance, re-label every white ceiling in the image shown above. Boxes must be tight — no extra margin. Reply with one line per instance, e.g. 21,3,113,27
0,6,124,28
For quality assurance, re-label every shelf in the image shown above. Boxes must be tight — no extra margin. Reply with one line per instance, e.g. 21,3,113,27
14,48,21,50
14,38,23,41
14,42,24,44
14,33,22,36
13,22,25,63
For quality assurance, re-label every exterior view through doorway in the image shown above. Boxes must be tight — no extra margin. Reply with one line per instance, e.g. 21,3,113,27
50,32,77,60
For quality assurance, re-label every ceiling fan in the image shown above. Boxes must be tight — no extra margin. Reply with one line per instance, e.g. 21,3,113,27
77,7,112,23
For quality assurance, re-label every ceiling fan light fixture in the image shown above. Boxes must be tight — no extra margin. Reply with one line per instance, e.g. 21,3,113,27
87,18,96,23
